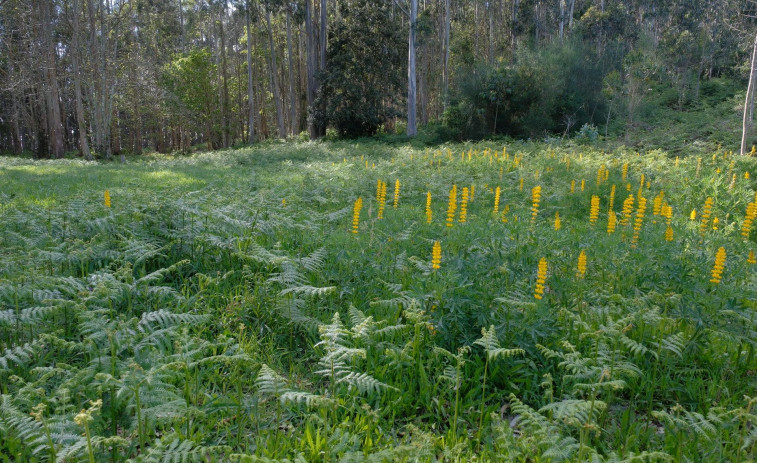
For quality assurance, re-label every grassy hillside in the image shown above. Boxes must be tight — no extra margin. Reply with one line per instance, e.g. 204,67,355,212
1,140,757,462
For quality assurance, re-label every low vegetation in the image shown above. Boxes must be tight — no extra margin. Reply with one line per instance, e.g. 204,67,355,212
1,140,756,462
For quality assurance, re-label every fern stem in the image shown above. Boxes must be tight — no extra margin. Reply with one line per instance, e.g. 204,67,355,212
476,354,489,450
84,420,95,463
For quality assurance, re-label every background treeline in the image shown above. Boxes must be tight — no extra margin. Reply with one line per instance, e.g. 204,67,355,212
1,0,756,159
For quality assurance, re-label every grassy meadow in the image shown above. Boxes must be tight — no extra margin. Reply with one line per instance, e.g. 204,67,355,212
1,140,757,462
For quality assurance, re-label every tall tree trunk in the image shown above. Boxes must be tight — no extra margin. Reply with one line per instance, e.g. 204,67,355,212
568,0,575,31
72,0,93,160
287,10,298,136
179,0,185,53
267,9,286,138
219,0,231,147
488,2,494,63
443,0,450,111
511,0,519,55
40,0,65,158
317,0,327,137
246,2,255,144
741,33,757,155
407,0,417,137
559,0,565,43
305,0,318,139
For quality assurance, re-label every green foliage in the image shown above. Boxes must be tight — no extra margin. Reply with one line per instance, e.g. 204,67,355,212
1,139,756,461
313,0,404,138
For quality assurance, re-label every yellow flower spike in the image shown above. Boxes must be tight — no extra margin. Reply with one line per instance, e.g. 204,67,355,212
620,194,635,227
104,190,111,208
699,197,714,235
604,168,609,182
576,250,587,278
459,187,469,223
534,258,548,300
607,211,617,234
282,198,286,207
470,184,475,202
446,185,458,228
493,186,501,214
752,146,756,156
622,163,629,181
365,160,369,168
393,179,400,208
501,204,510,223
351,197,363,234
748,250,756,264
570,180,576,193
652,191,664,216
372,163,375,169
675,156,679,167
646,181,650,189
425,192,432,224
609,185,616,211
581,179,585,191
554,212,561,231
745,172,750,179
696,157,702,177
596,166,604,187
741,202,757,238
665,225,674,242
710,247,726,284
712,217,720,230
499,167,504,179
531,185,542,223
431,241,442,270
729,174,736,191
519,177,524,192
630,196,648,248
589,195,600,224
377,180,387,219
626,183,631,191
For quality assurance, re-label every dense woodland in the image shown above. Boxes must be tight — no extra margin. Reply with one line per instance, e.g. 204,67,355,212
1,0,757,159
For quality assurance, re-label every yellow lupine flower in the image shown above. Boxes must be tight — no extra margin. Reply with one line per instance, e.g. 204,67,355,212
620,194,635,227
631,196,648,248
519,177,524,192
622,163,629,181
748,250,756,264
570,180,576,193
710,247,726,284
431,241,442,270
581,179,585,191
699,197,714,234
282,198,286,207
352,197,363,234
608,184,616,211
470,184,476,202
393,179,400,208
446,185,457,228
459,188,469,223
554,212,561,231
607,211,617,234
104,190,111,208
501,204,510,223
531,186,542,223
534,258,547,300
590,195,600,224
712,217,719,230
665,225,673,242
690,209,697,220
745,171,750,179
493,186,501,214
426,192,432,224
675,156,679,167
652,191,664,216
576,250,587,278
742,202,757,238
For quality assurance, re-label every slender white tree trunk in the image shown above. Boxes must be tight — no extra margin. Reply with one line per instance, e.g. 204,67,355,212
407,0,417,137
72,0,93,160
742,33,757,155
266,9,286,138
246,2,255,144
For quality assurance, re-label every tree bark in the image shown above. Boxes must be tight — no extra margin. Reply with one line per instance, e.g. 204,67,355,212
741,33,757,155
40,0,65,159
287,9,298,136
306,0,318,139
246,2,255,144
72,0,93,160
443,0,450,111
267,9,286,138
407,0,417,137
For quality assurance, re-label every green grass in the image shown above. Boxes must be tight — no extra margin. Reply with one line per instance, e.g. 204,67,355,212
1,139,757,462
